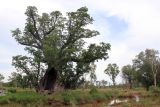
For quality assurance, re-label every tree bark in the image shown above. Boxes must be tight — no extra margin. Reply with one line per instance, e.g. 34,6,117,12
113,79,116,86
129,78,132,89
154,74,157,87
38,67,58,93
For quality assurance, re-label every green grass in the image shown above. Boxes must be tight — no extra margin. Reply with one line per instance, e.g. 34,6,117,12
0,87,160,107
0,90,46,106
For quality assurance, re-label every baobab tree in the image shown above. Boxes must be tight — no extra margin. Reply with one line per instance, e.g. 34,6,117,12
12,6,111,92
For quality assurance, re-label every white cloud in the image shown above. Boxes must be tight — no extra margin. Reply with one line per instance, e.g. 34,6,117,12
83,0,160,83
93,0,160,50
91,0,160,57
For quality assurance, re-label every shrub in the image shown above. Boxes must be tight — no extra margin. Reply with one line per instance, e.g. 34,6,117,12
89,88,106,101
6,91,45,104
62,91,74,105
8,88,16,93
63,95,72,105
83,94,92,103
149,86,160,95
0,97,10,105
89,87,98,94
91,93,106,101
104,92,114,99
0,91,46,105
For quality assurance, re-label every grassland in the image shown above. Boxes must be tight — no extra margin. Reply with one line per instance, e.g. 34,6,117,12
0,87,160,107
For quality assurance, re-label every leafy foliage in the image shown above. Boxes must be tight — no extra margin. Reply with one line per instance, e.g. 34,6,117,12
11,6,111,89
133,49,160,90
89,63,97,86
0,91,45,105
8,88,17,93
10,55,45,88
122,65,135,89
0,74,4,88
0,74,4,82
104,63,119,86
149,86,160,95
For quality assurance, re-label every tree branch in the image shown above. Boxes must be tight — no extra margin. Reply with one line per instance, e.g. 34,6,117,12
19,41,41,49
29,11,42,43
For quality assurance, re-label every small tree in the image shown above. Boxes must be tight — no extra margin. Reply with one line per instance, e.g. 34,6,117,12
8,72,19,87
104,63,119,86
122,65,135,89
12,56,45,89
89,63,97,86
0,74,4,87
101,80,107,88
0,74,4,82
133,49,160,90
96,81,101,88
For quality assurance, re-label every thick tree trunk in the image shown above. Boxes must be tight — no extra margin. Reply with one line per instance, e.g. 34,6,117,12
38,67,58,93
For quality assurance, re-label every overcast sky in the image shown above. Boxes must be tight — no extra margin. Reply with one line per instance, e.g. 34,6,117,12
1,0,160,83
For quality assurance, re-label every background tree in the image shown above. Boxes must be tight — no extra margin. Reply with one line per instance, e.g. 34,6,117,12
104,63,119,86
8,72,30,88
132,49,160,90
148,50,160,87
12,6,111,91
60,62,92,89
8,72,19,87
0,74,4,82
122,64,135,89
96,81,101,88
101,80,107,88
0,74,4,87
89,63,97,86
12,55,45,89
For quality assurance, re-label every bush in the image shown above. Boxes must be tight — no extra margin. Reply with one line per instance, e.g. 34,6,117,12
0,97,10,105
83,94,92,103
8,88,16,93
63,95,72,105
13,91,45,104
89,87,98,94
0,91,45,105
62,91,74,105
91,93,106,101
89,87,106,101
149,86,160,95
104,92,114,99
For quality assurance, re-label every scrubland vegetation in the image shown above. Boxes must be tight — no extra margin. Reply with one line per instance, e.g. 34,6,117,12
0,86,160,107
